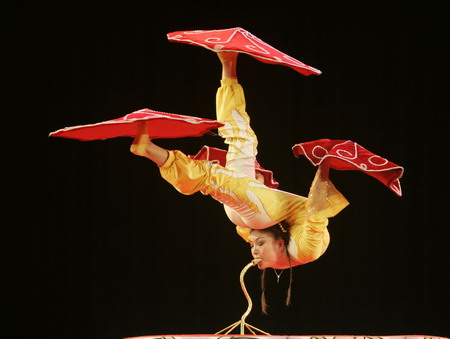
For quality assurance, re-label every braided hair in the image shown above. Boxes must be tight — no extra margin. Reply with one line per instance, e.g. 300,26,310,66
258,220,293,314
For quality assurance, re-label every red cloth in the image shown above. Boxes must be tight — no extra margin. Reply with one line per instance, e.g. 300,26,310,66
293,139,404,196
167,27,321,76
189,146,279,189
49,109,224,141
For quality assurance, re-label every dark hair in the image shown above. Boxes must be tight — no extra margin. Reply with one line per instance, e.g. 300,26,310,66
257,220,293,314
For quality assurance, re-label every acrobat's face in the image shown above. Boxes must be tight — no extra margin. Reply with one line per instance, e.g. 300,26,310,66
249,230,287,269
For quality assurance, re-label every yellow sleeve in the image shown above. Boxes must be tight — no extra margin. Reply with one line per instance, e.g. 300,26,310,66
289,168,349,264
289,218,331,264
236,226,252,242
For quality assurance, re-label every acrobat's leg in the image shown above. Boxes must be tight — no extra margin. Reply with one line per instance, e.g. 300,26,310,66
215,52,277,228
216,52,257,179
130,121,169,167
130,121,150,156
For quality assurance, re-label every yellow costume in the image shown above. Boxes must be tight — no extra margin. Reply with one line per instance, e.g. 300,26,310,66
160,78,349,266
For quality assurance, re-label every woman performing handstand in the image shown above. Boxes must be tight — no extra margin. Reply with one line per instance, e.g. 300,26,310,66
130,51,349,310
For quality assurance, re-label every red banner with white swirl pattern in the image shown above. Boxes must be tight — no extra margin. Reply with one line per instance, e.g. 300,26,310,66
49,109,224,141
167,27,322,76
293,139,404,196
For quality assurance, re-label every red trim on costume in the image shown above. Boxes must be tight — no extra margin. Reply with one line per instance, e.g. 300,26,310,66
189,145,279,189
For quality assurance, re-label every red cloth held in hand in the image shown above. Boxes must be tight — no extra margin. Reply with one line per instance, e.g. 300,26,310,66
293,139,404,196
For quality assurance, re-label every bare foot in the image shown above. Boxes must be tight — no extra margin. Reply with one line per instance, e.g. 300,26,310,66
218,51,238,79
130,121,150,156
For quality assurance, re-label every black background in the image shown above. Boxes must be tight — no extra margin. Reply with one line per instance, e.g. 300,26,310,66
8,2,450,339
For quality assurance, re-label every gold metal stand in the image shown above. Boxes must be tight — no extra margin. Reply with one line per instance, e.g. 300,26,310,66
215,261,270,335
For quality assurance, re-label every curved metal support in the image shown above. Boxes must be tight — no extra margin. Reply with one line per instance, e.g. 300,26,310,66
239,261,255,333
215,261,270,335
